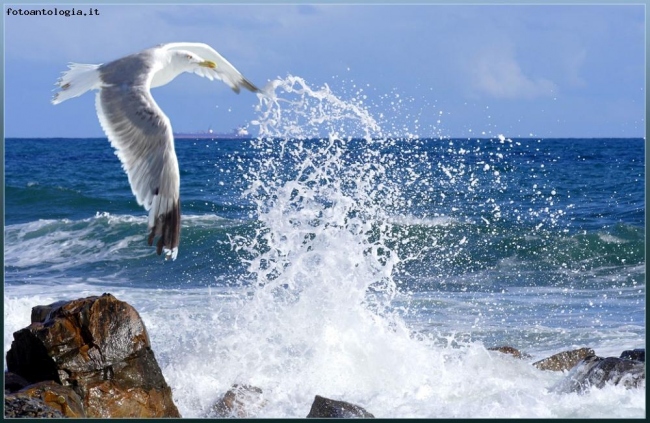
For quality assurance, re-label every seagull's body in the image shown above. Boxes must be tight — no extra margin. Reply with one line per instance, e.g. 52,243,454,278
52,42,259,260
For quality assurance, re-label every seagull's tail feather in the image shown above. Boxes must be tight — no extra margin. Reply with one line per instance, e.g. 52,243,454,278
52,63,102,105
147,197,181,261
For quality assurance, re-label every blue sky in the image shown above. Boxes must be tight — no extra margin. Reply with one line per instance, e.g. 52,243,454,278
4,3,646,138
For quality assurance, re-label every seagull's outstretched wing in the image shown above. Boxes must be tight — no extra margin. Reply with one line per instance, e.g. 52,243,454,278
162,42,260,93
94,77,181,260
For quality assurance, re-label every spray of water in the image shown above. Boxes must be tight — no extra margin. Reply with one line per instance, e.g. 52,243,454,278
181,77,431,416
187,77,512,417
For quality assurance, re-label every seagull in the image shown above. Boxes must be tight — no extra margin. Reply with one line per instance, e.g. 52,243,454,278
52,42,260,260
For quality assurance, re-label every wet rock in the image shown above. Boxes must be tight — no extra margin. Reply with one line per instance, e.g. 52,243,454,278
532,347,595,372
5,395,65,418
488,346,531,359
213,384,266,417
30,300,68,323
4,372,31,394
8,380,85,417
552,355,646,394
5,293,180,418
620,348,645,363
307,395,375,418
5,324,59,385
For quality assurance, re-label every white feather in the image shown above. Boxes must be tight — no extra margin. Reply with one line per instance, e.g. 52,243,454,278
51,63,102,105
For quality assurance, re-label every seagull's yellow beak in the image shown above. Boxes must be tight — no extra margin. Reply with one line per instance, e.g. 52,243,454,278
199,60,217,69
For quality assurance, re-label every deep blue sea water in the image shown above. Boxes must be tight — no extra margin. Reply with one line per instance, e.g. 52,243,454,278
3,77,646,417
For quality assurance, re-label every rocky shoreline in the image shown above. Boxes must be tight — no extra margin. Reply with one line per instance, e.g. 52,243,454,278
4,294,646,418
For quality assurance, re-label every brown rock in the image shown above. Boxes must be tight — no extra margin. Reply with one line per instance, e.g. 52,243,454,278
213,384,267,417
307,395,374,418
532,347,595,372
488,346,531,359
6,293,180,418
10,380,85,417
30,300,68,323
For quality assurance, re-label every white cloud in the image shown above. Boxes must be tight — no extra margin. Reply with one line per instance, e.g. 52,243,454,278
470,46,557,100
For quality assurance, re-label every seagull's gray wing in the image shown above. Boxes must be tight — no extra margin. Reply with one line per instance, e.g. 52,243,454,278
162,42,260,93
95,57,180,260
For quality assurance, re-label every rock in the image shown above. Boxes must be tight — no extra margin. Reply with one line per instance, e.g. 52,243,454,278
213,384,266,417
532,347,595,372
5,395,65,418
487,346,531,359
5,324,59,385
4,372,31,394
620,348,645,363
307,395,374,418
7,380,85,417
30,300,68,323
551,356,646,394
5,293,180,418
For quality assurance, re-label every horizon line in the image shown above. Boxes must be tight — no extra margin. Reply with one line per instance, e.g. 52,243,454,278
3,136,646,141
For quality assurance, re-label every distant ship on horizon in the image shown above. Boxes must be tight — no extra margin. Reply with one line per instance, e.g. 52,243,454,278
173,126,252,140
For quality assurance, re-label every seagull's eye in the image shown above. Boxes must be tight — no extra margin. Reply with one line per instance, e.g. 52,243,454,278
186,54,193,60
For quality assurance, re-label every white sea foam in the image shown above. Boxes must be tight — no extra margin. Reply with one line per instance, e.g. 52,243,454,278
3,212,237,273
5,283,644,418
597,233,628,244
386,214,458,227
4,214,147,269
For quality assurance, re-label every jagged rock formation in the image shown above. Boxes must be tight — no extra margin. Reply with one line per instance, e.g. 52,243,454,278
5,293,180,418
552,355,645,394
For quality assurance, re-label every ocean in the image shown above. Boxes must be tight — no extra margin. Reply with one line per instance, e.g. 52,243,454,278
3,76,646,418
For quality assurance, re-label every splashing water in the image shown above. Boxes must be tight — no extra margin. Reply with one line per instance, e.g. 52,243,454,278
160,76,642,417
224,77,427,415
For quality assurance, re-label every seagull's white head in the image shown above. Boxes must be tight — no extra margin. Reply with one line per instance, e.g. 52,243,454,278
151,49,219,90
172,50,217,71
